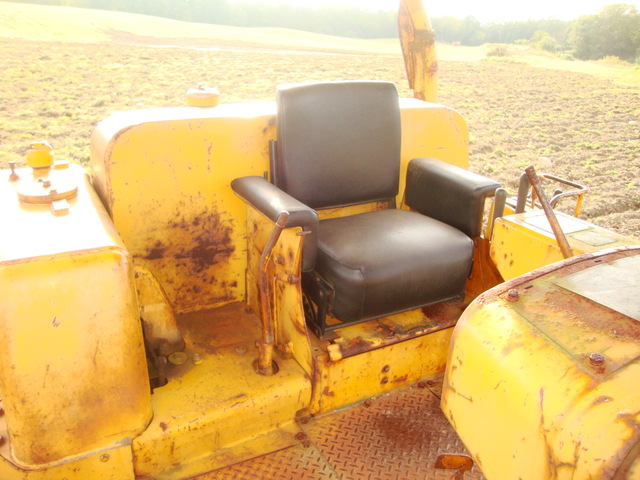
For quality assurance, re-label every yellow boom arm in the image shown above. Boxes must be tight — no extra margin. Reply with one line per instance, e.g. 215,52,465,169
398,0,438,102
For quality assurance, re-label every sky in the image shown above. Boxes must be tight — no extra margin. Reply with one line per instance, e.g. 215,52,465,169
269,0,640,22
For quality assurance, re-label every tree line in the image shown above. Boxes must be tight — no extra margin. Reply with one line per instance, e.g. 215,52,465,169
432,4,640,62
7,0,640,62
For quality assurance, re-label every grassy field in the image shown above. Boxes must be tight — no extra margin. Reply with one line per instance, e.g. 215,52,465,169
1,2,639,236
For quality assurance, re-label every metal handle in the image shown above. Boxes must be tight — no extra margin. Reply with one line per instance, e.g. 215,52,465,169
516,171,588,217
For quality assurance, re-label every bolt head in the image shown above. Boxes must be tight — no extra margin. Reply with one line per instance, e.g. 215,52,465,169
589,352,605,366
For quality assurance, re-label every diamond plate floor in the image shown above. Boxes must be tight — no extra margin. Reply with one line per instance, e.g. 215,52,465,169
200,382,485,480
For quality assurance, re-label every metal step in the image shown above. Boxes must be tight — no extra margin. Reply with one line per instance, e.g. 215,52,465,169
198,381,486,480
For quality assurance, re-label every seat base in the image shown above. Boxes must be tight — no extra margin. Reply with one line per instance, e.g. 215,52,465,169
304,209,474,335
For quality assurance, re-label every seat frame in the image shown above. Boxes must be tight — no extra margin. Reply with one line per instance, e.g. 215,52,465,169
232,81,500,338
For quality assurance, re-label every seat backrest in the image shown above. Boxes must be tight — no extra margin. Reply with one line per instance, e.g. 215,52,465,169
274,81,401,210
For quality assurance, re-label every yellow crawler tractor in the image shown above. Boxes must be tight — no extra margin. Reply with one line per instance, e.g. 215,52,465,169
1,1,639,478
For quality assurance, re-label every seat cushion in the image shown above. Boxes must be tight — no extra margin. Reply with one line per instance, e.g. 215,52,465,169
313,209,474,323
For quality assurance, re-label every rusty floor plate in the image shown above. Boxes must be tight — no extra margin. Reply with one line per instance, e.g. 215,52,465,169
200,382,485,480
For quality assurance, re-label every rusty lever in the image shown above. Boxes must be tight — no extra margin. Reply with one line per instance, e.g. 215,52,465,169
525,166,573,259
256,210,289,376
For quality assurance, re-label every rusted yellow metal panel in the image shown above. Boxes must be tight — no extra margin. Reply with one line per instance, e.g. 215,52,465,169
443,247,640,479
398,98,469,184
244,207,314,376
240,200,462,418
90,104,276,314
0,166,151,468
239,186,469,417
0,444,136,480
309,309,457,414
132,330,311,479
491,210,638,280
90,100,468,316
135,264,185,356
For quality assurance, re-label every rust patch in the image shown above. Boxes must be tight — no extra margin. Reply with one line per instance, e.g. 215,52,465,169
592,396,613,406
144,241,167,260
139,206,238,309
297,416,310,425
421,301,466,329
176,303,260,354
142,209,234,273
376,323,396,339
292,313,308,336
507,261,640,379
502,342,525,355
435,453,474,471
338,336,373,357
321,387,335,397
597,410,640,479
174,224,235,273
392,375,408,384
374,408,435,452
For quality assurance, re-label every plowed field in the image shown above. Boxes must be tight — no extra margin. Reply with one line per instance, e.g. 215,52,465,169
1,35,639,236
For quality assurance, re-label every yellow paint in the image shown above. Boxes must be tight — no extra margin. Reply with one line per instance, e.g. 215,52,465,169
311,327,453,414
398,98,469,206
0,444,136,480
132,343,311,479
185,86,220,107
0,166,151,468
90,99,468,316
1,92,474,478
228,98,469,417
91,104,274,314
237,182,460,418
443,248,640,479
25,141,54,169
399,0,438,102
134,264,185,356
491,210,638,280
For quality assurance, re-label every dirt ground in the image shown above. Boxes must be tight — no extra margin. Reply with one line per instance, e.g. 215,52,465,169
1,38,638,236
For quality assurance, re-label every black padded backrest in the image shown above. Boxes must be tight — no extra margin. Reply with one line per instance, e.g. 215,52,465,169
275,81,401,209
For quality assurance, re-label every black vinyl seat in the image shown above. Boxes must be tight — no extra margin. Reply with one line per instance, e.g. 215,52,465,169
309,208,474,324
232,81,499,337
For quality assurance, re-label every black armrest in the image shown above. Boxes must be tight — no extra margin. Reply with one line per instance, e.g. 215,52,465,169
231,175,318,271
405,158,500,237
